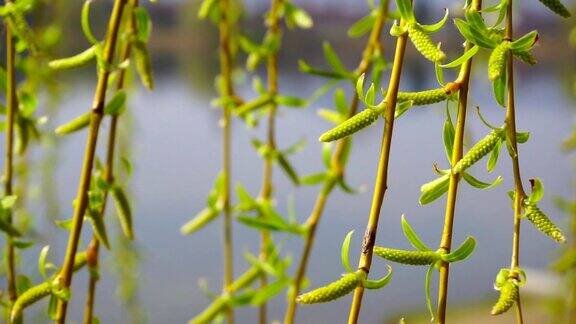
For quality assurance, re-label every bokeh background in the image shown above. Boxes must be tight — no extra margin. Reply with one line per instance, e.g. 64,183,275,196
9,0,576,323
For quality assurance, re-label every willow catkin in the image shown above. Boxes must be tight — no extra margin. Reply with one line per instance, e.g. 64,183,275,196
319,108,380,142
296,272,359,304
55,112,91,135
397,87,450,106
10,281,53,322
488,41,510,81
491,280,519,315
452,129,503,174
373,247,439,266
49,46,97,70
407,22,446,62
537,0,571,18
111,186,134,240
180,207,219,235
133,40,154,90
524,202,566,243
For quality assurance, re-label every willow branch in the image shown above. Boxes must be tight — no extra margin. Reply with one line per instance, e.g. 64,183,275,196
504,1,526,323
435,1,482,323
4,0,18,311
55,1,128,322
283,2,389,323
81,1,139,323
347,15,407,324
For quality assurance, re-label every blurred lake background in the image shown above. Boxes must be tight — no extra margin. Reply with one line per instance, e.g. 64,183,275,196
10,0,576,323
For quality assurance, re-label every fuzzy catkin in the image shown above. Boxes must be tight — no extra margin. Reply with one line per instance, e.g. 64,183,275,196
397,88,449,106
488,41,510,81
452,130,502,174
10,281,53,322
133,40,154,90
49,46,97,70
525,202,566,243
491,280,519,315
537,0,571,18
296,272,359,304
373,247,439,265
319,108,380,142
407,23,446,62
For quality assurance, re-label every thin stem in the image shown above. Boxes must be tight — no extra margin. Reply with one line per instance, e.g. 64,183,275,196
258,0,282,322
55,1,128,322
435,2,482,323
4,0,18,311
283,2,389,323
504,1,525,323
218,0,235,322
347,20,407,324
82,3,138,323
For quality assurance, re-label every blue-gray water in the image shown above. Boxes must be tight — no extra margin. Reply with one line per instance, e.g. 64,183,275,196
5,1,576,323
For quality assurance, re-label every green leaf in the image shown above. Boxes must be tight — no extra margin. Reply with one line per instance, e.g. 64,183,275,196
363,265,393,289
528,178,544,203
198,0,218,19
180,207,219,235
298,60,348,79
356,74,366,99
419,174,450,205
235,184,257,211
54,218,73,231
285,3,313,29
111,185,133,240
38,245,50,278
244,252,279,277
516,131,530,144
443,115,455,163
365,83,376,106
424,264,435,321
48,45,97,70
440,45,479,68
86,208,111,250
300,172,327,186
0,215,21,236
104,90,127,116
510,31,538,52
134,7,152,42
419,8,449,33
394,100,413,119
13,239,34,249
55,112,91,136
454,19,496,49
250,278,290,305
442,236,476,262
275,95,307,107
81,0,99,44
16,275,32,296
348,11,376,38
435,62,445,86
323,42,348,75
487,140,502,172
318,109,344,125
341,230,354,273
395,0,415,22
276,153,300,185
493,73,506,107
401,215,432,252
462,173,503,190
